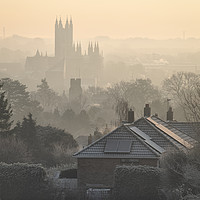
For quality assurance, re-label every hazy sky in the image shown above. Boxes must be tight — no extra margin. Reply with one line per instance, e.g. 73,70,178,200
0,0,200,39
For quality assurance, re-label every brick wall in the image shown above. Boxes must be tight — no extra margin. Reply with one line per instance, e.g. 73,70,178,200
77,157,158,190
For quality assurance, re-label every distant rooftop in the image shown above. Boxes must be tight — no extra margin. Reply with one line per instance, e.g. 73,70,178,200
73,116,197,159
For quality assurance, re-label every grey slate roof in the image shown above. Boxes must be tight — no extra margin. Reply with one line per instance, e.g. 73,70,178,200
149,116,197,148
168,121,200,140
73,125,160,159
73,116,197,159
132,117,178,150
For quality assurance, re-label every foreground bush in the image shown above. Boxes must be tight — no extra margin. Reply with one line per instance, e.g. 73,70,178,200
0,162,54,200
0,137,31,163
114,165,161,200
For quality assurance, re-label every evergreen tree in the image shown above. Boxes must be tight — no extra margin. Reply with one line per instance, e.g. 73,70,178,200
20,113,41,161
1,78,42,122
21,113,37,144
36,79,58,111
0,84,13,132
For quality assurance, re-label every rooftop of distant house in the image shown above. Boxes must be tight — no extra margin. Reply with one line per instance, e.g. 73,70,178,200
74,104,198,159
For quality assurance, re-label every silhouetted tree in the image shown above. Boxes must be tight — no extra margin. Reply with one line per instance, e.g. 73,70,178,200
115,98,128,123
108,79,160,119
0,78,42,122
35,78,58,111
163,72,200,122
20,113,41,161
53,107,60,118
78,110,90,128
0,84,13,132
62,109,76,122
0,137,31,163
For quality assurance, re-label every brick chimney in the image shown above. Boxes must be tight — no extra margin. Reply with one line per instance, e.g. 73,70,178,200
167,107,173,121
144,104,151,117
88,134,92,145
128,109,134,123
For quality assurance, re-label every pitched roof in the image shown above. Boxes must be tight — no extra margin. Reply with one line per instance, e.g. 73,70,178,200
73,125,160,159
133,117,178,150
148,116,197,149
73,116,197,159
167,121,200,140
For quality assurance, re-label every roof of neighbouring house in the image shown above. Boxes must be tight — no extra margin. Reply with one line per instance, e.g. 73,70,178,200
167,121,200,140
73,116,197,159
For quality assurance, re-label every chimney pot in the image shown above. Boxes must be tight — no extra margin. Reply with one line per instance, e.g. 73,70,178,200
128,109,134,123
144,104,151,117
167,107,173,121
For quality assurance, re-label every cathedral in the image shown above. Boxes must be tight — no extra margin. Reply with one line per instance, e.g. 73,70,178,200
25,17,103,91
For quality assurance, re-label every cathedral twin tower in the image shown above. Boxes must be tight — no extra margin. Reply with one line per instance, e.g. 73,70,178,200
55,17,100,59
54,17,103,87
25,17,103,91
55,17,73,59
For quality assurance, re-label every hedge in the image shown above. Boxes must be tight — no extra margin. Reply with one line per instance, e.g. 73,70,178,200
114,165,162,200
0,162,53,200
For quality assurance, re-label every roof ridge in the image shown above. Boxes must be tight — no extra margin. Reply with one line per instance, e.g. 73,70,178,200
142,117,181,150
168,121,200,138
125,125,161,157
151,115,197,143
73,125,124,157
147,117,194,149
133,117,146,125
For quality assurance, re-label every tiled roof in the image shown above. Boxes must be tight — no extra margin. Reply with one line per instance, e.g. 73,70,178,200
149,116,197,148
132,117,178,150
168,121,200,140
73,125,160,159
73,116,197,159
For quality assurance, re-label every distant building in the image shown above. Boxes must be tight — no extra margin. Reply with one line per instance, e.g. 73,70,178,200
25,17,103,91
69,78,82,103
73,106,197,196
88,128,103,145
69,78,82,113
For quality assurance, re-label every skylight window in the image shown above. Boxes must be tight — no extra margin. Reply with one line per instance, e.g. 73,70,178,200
104,140,132,153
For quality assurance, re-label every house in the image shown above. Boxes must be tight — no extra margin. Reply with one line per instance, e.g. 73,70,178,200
73,104,197,195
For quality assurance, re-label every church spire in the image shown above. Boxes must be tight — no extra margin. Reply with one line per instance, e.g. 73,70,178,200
91,42,93,52
35,49,40,57
70,16,73,25
59,17,63,28
55,17,58,28
78,42,82,55
76,42,79,52
65,16,69,28
96,42,99,54
94,42,99,55
88,42,91,55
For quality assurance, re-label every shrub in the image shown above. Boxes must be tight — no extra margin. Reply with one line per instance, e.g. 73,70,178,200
0,162,54,200
52,143,77,165
0,137,31,163
114,165,161,200
161,150,200,198
160,150,188,189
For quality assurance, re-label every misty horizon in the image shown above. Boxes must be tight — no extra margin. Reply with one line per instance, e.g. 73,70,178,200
1,0,200,39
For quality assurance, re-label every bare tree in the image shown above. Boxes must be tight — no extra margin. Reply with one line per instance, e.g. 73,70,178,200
163,72,200,122
115,98,129,123
107,81,130,122
107,79,161,120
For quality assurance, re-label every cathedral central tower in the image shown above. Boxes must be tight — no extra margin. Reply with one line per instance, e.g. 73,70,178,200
55,17,73,59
